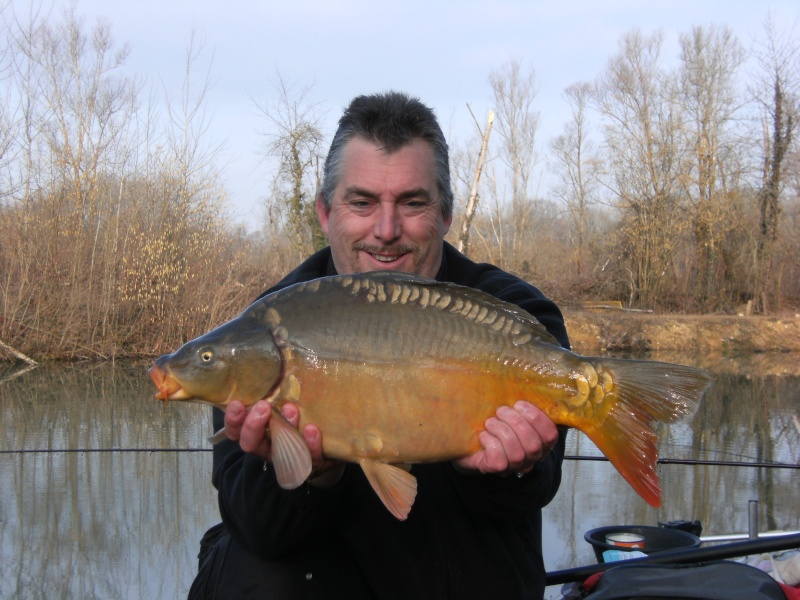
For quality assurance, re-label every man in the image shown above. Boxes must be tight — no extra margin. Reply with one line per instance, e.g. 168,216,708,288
190,92,570,599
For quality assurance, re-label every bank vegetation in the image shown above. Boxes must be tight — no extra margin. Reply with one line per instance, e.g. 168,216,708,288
0,6,798,360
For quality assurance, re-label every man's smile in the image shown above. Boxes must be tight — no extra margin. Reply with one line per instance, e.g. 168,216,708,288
372,254,400,263
356,245,415,267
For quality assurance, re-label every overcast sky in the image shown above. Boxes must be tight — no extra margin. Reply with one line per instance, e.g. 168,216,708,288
19,0,800,228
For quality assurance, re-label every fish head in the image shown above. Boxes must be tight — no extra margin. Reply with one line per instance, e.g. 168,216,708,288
148,313,282,408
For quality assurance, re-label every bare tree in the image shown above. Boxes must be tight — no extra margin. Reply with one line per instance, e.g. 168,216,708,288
4,6,139,354
750,14,799,314
490,58,539,207
476,58,540,272
38,9,135,227
550,81,601,277
592,29,685,308
456,108,493,256
255,73,325,258
163,29,225,223
119,30,231,345
0,1,49,340
0,6,255,358
677,25,746,309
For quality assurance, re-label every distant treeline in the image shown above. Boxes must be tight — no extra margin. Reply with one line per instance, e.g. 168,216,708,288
0,7,798,360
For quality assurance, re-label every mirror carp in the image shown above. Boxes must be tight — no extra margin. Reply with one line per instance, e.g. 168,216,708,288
149,272,713,520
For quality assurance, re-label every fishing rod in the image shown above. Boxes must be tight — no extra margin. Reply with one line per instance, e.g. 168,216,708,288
1,449,798,470
565,455,800,470
0,447,795,466
0,448,213,454
545,532,800,586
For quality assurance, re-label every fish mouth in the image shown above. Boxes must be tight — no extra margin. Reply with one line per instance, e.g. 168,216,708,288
148,364,190,401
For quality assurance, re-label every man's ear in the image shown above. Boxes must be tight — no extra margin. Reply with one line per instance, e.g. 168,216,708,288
316,195,329,234
442,210,453,236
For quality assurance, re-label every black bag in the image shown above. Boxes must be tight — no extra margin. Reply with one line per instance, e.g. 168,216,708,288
581,560,787,600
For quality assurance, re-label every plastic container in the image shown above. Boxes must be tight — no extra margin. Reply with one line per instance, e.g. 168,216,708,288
585,525,701,563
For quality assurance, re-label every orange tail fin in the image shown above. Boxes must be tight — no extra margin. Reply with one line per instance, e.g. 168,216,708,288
581,359,712,507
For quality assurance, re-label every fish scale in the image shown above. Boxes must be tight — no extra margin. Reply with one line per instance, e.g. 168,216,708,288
149,271,713,520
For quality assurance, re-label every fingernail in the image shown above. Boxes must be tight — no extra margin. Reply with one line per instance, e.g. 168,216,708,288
305,426,318,443
515,401,536,417
253,402,269,418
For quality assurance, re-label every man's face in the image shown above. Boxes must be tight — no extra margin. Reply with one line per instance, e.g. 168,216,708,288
317,137,452,278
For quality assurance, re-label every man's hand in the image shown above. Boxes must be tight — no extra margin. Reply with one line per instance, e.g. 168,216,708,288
224,400,340,480
453,401,559,475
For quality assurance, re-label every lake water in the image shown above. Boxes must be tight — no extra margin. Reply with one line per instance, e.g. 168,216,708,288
1,355,798,599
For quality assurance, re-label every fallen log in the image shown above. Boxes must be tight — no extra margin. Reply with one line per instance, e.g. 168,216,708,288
0,339,38,365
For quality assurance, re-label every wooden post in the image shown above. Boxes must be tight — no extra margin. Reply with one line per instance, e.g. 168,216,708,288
457,111,494,256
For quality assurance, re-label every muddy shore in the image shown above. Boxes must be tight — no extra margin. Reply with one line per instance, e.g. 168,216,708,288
563,310,800,377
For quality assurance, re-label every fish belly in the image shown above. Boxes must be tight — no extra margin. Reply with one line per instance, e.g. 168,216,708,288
281,354,541,464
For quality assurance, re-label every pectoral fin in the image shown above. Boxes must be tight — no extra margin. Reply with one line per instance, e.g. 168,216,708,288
269,410,313,489
359,459,418,521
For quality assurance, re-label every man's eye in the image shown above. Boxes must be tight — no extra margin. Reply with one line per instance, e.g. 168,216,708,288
403,199,432,211
349,199,374,211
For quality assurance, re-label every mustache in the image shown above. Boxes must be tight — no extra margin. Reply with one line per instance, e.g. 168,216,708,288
353,244,417,255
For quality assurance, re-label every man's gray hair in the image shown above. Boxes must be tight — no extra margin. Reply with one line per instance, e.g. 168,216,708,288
319,91,454,219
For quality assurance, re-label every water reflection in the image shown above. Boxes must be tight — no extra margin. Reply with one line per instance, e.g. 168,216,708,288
1,356,798,599
1,362,218,599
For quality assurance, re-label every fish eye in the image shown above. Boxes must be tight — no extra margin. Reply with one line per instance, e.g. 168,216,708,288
200,350,214,362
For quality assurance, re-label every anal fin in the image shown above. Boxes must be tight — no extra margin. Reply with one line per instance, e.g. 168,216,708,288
270,410,313,489
359,459,418,521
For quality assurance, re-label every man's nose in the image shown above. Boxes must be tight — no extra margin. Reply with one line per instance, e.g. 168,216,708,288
373,205,401,242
